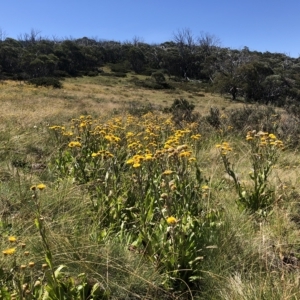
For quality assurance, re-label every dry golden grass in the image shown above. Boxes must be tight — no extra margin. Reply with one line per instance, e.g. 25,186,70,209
0,75,245,130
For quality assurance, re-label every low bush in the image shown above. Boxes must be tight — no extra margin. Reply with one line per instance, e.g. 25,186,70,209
27,77,62,88
131,78,173,90
228,105,279,133
164,98,199,124
87,71,98,77
126,101,154,116
109,62,130,73
100,72,127,78
53,70,70,77
151,71,166,84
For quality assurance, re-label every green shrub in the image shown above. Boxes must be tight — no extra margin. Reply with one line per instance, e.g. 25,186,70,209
126,101,154,116
27,77,62,88
87,71,98,77
206,107,222,129
151,71,166,84
100,72,127,78
131,77,173,90
164,98,199,124
228,105,279,133
140,68,159,76
53,70,70,77
110,62,130,73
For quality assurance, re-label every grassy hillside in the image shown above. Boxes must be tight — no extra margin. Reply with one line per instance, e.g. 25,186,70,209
1,72,300,299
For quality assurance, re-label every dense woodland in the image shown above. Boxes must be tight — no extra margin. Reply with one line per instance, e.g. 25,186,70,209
1,29,300,105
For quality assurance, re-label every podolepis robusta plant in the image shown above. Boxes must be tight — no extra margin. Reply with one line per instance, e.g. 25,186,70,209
49,113,223,290
217,130,284,215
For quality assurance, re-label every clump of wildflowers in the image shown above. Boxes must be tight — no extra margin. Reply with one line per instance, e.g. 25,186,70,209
216,142,233,155
218,132,284,214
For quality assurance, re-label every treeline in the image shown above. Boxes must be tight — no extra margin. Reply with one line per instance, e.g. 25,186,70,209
1,29,300,105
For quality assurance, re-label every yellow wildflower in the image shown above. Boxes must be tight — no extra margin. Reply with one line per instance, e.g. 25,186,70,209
166,216,177,225
126,158,135,164
133,163,141,168
2,248,16,255
176,144,188,151
163,170,173,175
179,151,192,157
68,141,82,148
37,183,46,190
8,236,17,243
191,134,201,140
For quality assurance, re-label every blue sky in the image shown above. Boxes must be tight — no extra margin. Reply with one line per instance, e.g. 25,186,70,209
1,0,299,57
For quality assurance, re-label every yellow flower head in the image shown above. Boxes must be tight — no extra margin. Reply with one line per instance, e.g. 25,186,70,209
188,157,197,162
162,170,173,175
166,216,177,225
8,236,17,243
191,134,201,140
37,184,46,190
179,151,192,158
68,141,82,148
133,163,141,168
2,248,16,255
126,158,135,164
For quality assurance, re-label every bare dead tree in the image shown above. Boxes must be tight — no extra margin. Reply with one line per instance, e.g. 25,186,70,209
132,35,145,47
198,31,221,57
18,28,42,45
0,27,7,41
173,28,197,79
173,28,196,52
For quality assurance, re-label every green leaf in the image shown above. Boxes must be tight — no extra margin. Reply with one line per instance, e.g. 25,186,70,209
196,167,202,184
35,218,40,229
45,251,53,269
54,264,67,279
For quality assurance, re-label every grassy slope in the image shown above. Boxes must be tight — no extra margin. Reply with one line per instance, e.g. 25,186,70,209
1,74,300,299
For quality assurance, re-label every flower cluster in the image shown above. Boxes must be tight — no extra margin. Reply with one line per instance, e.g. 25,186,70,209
246,131,284,149
216,142,233,155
